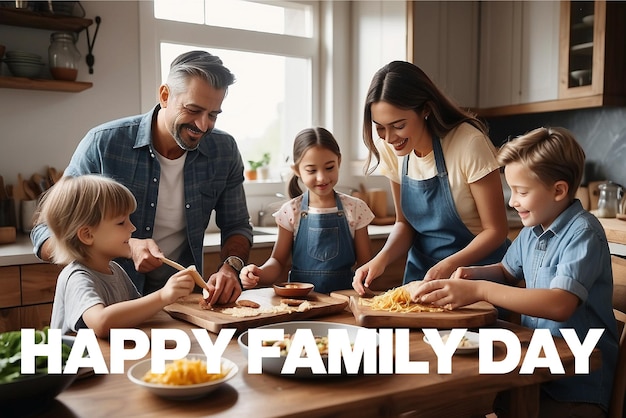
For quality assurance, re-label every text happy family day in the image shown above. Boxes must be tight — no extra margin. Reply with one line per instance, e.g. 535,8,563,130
19,327,602,375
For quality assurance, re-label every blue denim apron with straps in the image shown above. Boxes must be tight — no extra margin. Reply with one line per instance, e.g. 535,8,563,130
401,135,509,284
289,191,355,293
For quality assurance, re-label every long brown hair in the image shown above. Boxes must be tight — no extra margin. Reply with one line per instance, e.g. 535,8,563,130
362,61,487,174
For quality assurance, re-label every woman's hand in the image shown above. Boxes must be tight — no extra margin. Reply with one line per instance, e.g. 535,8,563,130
352,260,385,295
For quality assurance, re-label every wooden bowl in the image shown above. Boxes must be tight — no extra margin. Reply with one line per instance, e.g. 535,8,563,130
273,282,314,297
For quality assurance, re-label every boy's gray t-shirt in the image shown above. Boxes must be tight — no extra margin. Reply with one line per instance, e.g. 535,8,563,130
51,260,141,335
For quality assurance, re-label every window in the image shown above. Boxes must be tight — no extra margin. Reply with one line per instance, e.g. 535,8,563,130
140,0,318,181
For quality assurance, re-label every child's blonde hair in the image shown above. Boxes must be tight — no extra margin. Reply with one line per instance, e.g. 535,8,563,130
36,174,137,265
497,127,585,201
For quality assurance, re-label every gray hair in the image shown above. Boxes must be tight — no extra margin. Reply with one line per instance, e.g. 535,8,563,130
167,50,236,95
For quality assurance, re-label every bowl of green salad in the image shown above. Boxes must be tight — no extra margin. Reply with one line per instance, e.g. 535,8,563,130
0,328,77,416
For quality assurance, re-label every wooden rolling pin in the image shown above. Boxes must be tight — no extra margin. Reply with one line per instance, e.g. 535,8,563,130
160,257,209,291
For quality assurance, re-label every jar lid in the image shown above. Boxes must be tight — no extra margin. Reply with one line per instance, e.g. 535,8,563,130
50,32,77,42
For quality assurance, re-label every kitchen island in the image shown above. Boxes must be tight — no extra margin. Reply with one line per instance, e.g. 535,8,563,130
36,308,599,418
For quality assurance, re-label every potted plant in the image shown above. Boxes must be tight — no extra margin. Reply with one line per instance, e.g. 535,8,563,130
245,153,271,181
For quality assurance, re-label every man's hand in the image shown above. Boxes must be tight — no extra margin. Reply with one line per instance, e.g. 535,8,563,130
129,238,164,273
204,263,242,305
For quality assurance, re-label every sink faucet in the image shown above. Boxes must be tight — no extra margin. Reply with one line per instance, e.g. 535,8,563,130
256,193,286,227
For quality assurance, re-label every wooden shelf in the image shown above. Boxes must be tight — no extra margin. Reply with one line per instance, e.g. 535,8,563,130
0,75,92,92
0,7,92,32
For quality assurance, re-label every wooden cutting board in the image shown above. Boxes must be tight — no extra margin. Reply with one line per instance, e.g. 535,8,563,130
331,289,497,328
164,287,348,334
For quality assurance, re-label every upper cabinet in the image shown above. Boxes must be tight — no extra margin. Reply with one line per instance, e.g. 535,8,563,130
558,1,626,106
478,1,560,113
408,1,480,108
476,0,626,117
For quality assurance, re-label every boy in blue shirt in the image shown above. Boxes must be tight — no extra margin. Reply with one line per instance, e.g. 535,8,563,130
410,127,618,416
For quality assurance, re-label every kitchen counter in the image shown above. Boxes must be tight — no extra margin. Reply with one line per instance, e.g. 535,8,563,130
0,225,395,267
597,217,626,256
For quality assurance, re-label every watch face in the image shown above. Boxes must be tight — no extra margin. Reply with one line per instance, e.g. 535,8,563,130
227,256,244,271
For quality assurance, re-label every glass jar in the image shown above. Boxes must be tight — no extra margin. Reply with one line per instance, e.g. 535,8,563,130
48,32,81,81
597,182,624,218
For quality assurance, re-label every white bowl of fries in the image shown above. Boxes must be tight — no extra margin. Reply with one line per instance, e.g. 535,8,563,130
238,321,378,378
127,354,238,400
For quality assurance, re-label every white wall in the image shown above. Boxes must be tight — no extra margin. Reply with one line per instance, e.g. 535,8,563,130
0,1,141,185
0,1,396,227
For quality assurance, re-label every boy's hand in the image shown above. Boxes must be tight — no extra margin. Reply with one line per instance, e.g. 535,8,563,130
408,278,481,310
160,270,195,305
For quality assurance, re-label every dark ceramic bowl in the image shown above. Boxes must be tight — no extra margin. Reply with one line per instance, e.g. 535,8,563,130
273,282,314,297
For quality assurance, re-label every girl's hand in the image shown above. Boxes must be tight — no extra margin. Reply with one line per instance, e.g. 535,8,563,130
352,260,384,296
240,264,261,289
160,270,195,305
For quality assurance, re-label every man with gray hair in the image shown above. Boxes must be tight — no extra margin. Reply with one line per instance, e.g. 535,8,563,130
32,50,252,305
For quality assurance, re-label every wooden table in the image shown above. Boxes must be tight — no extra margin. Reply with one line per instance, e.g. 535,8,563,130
39,310,600,418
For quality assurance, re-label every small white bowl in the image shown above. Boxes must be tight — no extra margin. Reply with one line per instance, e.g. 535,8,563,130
423,330,480,354
127,355,238,400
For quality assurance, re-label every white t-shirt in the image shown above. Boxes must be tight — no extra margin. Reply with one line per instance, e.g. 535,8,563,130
153,150,187,260
375,123,500,235
274,192,375,238
50,261,141,335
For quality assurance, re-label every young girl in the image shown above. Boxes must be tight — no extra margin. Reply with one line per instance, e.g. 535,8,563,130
39,175,195,338
240,127,374,293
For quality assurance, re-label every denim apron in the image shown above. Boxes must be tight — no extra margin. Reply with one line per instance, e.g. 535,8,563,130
401,135,508,284
289,191,355,293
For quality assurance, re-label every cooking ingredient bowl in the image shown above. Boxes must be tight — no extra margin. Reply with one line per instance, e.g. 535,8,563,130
127,354,238,400
0,334,79,417
273,282,314,297
237,321,378,378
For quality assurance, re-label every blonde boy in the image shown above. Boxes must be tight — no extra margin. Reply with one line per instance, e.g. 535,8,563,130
39,175,195,338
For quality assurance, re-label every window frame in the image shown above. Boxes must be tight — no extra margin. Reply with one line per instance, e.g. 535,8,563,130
138,0,320,124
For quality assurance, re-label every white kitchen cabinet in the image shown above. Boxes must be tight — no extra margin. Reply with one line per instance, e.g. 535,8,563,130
478,1,560,109
409,1,479,108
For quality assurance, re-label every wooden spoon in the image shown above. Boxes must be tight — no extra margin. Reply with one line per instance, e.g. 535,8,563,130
160,257,209,291
0,176,8,200
22,179,37,200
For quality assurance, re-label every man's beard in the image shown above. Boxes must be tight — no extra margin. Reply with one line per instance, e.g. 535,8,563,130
173,124,207,151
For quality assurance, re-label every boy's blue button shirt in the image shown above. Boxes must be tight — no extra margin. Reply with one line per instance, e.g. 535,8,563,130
32,105,252,291
502,199,618,410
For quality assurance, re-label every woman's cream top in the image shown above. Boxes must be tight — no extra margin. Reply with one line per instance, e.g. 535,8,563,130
375,123,501,235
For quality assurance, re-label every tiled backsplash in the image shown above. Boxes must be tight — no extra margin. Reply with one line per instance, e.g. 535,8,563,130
487,106,626,187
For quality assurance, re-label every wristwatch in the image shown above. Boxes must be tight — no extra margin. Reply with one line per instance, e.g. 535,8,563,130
223,256,245,290
223,256,244,274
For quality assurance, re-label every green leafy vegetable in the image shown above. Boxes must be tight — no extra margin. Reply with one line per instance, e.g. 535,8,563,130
0,327,71,383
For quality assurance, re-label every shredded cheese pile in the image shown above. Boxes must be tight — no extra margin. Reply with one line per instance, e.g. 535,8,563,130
359,287,445,313
142,358,229,386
